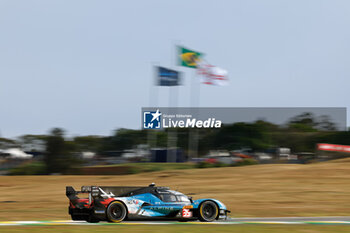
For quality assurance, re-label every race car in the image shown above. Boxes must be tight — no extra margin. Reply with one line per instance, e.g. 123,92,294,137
66,183,230,223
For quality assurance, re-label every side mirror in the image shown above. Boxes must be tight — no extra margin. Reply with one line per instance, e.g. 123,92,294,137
189,196,193,203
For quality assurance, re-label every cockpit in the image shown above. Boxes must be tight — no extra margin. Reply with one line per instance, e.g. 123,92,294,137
159,193,191,203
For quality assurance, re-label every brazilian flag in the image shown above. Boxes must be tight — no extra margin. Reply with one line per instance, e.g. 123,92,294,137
178,46,203,68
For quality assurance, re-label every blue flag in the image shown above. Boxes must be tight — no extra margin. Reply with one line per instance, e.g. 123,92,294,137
157,66,181,86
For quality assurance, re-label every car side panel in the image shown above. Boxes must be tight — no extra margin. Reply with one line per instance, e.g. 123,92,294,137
130,193,183,218
192,198,227,210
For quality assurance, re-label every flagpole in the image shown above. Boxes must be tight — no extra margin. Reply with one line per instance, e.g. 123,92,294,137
195,69,200,158
172,42,179,162
166,42,178,162
167,86,176,162
147,64,158,151
177,44,201,159
188,68,200,159
194,70,200,158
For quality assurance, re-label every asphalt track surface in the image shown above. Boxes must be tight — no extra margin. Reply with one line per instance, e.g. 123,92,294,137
2,217,350,226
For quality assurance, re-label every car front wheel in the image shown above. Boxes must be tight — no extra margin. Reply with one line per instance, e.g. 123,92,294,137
198,201,218,222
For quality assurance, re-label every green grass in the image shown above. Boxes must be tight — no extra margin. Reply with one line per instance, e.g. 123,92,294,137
1,225,350,233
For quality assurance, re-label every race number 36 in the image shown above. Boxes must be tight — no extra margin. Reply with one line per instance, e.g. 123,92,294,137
182,209,192,218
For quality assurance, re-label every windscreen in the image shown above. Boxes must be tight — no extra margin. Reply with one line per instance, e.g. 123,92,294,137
160,194,190,202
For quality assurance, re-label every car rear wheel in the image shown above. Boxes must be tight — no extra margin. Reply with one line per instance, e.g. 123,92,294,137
106,201,127,223
198,201,218,222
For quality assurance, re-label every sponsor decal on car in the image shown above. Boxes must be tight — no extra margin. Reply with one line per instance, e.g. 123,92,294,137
133,200,139,204
182,209,192,218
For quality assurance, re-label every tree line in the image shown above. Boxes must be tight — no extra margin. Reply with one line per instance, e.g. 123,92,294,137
2,112,349,174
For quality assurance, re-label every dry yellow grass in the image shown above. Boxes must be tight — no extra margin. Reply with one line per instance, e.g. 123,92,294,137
1,159,350,220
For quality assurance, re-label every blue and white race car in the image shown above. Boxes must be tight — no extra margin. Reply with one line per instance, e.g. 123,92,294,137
66,183,230,222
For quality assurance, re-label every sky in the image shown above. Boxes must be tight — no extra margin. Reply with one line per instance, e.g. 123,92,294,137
0,0,349,138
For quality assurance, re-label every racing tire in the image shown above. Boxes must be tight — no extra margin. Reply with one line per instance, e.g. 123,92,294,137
198,201,218,222
106,201,127,223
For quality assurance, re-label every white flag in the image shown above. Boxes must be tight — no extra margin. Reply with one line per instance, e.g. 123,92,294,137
197,63,229,86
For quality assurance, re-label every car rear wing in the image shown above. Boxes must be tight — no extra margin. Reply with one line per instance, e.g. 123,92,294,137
66,186,96,201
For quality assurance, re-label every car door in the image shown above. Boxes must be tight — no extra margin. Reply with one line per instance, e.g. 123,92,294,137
140,193,181,217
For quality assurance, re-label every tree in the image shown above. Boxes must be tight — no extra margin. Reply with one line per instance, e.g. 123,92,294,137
99,128,148,153
0,137,18,149
211,122,272,151
73,136,103,152
287,112,318,132
44,128,80,174
316,115,337,131
17,134,47,152
287,112,337,132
